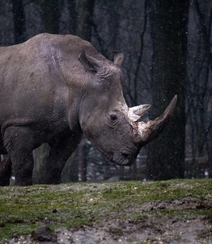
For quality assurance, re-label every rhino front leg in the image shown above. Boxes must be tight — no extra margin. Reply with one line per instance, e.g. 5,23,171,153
0,155,12,186
3,126,35,186
44,146,68,184
45,133,82,184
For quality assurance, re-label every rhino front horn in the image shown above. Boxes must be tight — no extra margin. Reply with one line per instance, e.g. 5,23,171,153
138,95,177,142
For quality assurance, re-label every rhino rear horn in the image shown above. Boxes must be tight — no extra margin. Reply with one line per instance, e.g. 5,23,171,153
79,50,102,72
128,104,151,122
138,95,177,142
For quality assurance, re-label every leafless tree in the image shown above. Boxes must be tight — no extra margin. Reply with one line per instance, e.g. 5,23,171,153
147,0,189,180
11,0,26,43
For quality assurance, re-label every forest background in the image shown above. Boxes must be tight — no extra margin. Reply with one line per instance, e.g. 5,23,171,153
0,0,212,183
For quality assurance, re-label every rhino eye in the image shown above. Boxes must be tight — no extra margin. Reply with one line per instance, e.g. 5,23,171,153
110,114,117,121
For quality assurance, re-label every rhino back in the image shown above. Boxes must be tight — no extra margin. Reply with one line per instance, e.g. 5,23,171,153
0,33,98,129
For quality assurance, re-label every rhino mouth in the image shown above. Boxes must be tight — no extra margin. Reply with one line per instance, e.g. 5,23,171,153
112,152,135,166
90,139,137,166
93,143,135,166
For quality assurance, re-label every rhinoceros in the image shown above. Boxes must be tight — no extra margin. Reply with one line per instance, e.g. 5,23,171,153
0,33,177,186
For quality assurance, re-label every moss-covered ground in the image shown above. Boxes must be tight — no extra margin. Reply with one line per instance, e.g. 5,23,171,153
0,179,211,242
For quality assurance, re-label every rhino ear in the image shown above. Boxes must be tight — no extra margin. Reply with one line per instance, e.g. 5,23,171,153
113,53,125,67
79,50,101,72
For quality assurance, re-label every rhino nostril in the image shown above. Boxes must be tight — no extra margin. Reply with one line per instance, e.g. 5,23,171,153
121,152,128,159
120,153,130,165
112,152,127,164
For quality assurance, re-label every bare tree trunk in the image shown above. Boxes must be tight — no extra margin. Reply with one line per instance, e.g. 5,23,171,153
77,0,95,41
193,0,212,178
147,0,189,180
11,0,26,44
40,0,60,34
67,0,77,35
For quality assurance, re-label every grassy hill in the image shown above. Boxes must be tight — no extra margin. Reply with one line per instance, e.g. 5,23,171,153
0,179,212,243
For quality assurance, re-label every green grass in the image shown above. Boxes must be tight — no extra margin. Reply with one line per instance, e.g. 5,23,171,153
0,179,211,240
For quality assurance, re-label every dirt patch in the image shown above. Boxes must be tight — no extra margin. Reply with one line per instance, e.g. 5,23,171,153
6,195,212,244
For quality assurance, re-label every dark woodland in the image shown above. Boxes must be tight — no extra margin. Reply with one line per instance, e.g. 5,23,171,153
0,0,212,182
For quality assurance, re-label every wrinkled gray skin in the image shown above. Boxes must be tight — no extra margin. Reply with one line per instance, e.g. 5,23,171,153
0,33,177,186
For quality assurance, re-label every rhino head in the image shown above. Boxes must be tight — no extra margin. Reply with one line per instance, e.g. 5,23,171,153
79,51,177,166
